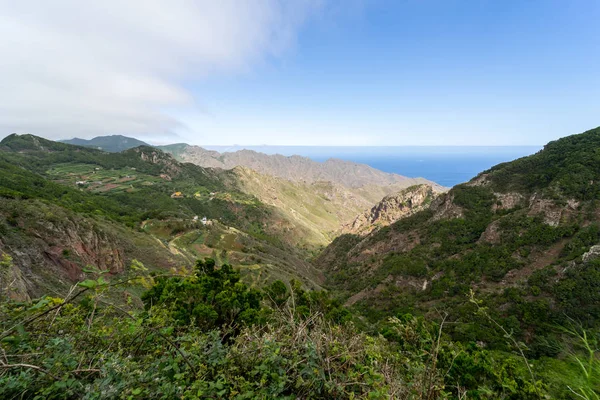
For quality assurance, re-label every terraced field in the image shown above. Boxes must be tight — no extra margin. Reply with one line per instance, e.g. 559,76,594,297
46,163,164,193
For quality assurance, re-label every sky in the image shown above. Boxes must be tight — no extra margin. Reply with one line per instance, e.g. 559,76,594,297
1,0,599,146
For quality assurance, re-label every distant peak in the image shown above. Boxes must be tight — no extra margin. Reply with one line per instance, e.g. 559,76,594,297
60,135,149,152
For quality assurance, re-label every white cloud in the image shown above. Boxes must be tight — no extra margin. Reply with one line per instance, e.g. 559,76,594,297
0,0,320,140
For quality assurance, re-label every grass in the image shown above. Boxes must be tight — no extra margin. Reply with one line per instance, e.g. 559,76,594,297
46,163,164,194
140,218,323,290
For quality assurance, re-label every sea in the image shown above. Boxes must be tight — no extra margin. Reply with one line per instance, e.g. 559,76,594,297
203,146,542,188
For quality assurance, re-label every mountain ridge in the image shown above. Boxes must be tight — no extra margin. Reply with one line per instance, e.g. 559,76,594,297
317,126,600,354
60,135,150,152
160,143,445,190
0,134,326,298
0,130,598,397
52,134,447,191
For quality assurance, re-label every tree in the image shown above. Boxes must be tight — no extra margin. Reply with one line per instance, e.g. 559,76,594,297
142,258,262,333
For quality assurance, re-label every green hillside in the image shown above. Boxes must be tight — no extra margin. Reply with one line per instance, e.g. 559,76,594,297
1,131,599,398
317,127,600,397
0,134,324,297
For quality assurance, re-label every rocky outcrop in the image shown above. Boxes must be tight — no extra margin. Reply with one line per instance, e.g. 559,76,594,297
132,147,182,177
0,198,184,300
467,173,492,187
527,194,579,226
479,220,502,244
493,192,525,210
430,192,464,221
342,184,437,235
582,245,600,263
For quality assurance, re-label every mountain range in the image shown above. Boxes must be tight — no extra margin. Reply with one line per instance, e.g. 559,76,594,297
0,133,442,300
57,135,448,247
159,143,444,190
318,127,600,353
1,128,599,397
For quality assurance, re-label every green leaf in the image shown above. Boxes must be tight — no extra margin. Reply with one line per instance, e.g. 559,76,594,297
77,279,98,289
29,298,50,310
96,276,108,286
1,335,17,343
82,265,102,274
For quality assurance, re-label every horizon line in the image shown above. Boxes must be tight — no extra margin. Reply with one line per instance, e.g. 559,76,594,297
156,144,544,148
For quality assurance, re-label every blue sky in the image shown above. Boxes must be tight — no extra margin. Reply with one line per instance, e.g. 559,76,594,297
181,0,600,145
2,1,599,146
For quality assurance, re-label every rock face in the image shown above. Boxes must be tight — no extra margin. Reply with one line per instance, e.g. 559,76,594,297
161,145,446,191
527,194,580,227
493,192,525,211
342,185,438,235
430,192,464,221
0,198,184,300
582,245,600,263
133,147,182,177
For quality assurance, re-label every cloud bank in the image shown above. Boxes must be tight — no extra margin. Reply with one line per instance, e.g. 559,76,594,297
0,1,320,140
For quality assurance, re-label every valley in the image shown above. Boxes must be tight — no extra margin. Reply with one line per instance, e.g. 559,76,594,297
2,4,597,398
1,129,599,398
0,134,430,300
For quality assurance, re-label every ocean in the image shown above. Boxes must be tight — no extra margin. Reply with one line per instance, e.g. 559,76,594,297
203,146,542,187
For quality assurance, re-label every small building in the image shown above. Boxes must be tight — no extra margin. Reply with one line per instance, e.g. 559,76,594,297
75,181,87,185
193,216,199,221
200,217,213,226
170,191,183,199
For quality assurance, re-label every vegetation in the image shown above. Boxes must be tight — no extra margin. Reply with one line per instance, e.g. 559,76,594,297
2,259,586,399
2,129,600,397
0,134,325,293
486,126,600,200
316,127,600,397
60,135,150,152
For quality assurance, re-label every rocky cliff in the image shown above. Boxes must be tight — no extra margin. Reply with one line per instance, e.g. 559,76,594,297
0,198,186,300
341,184,438,235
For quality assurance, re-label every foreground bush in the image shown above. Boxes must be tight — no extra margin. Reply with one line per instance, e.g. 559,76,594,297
0,260,593,399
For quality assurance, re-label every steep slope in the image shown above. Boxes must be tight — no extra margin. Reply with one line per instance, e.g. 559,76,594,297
0,134,324,295
160,144,444,190
317,126,600,354
341,184,438,236
227,166,388,247
60,135,149,152
159,144,447,246
0,197,185,300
